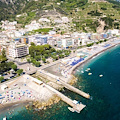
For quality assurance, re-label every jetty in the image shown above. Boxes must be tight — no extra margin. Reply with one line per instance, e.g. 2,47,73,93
58,78,90,99
37,70,90,99
24,75,86,113
45,83,86,113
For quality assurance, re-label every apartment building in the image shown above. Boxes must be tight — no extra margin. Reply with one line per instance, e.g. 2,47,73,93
8,43,29,58
57,37,73,49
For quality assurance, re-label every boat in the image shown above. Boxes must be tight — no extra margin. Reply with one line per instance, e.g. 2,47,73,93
68,107,75,112
81,70,84,73
85,69,88,72
3,116,7,120
88,73,92,75
87,68,90,71
99,74,103,77
72,100,79,104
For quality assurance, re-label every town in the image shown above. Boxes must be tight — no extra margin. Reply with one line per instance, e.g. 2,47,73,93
0,20,120,80
0,17,120,120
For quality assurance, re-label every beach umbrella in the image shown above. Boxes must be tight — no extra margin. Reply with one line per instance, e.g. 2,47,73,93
11,95,13,97
0,94,2,96
28,92,31,94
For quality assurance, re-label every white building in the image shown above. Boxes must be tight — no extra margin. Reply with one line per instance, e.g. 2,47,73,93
1,20,17,30
25,20,41,31
48,31,56,35
38,18,50,23
62,17,69,23
54,19,63,24
57,37,73,48
108,29,120,35
8,43,29,58
28,34,48,45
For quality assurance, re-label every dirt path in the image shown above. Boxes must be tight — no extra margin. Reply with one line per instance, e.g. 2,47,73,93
97,19,105,33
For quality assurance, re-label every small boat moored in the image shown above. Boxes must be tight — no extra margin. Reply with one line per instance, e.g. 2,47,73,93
87,68,90,71
3,116,7,120
81,70,84,73
68,107,75,112
88,73,92,75
99,74,103,77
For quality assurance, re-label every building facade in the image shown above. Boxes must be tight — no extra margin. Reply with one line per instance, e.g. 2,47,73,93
8,43,29,58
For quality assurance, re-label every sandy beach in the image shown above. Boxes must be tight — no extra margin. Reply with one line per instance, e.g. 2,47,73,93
0,75,56,112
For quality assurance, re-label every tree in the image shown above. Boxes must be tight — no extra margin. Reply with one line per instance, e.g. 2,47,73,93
65,52,70,57
35,61,41,67
104,39,107,42
44,54,48,59
16,69,23,75
27,59,31,63
0,76,4,83
30,42,36,46
80,41,82,45
96,41,99,44
11,64,17,71
50,48,56,53
0,49,7,63
99,40,103,43
2,49,6,58
7,62,14,68
87,43,94,47
52,55,58,61
42,58,46,63
59,54,64,58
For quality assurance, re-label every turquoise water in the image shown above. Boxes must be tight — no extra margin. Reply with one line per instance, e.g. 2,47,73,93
0,45,120,120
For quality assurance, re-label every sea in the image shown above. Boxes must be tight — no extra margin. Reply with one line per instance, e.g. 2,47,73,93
0,45,120,120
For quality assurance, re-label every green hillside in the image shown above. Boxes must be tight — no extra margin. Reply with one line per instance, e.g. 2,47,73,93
0,0,120,32
71,1,120,32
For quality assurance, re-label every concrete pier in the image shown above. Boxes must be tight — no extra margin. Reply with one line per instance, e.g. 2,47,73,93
37,70,90,99
24,74,86,113
58,79,90,99
45,84,86,113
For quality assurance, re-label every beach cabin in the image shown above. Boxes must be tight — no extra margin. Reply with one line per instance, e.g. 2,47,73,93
1,84,8,91
77,53,85,58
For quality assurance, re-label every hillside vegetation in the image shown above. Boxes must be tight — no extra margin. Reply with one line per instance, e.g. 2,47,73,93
0,0,120,32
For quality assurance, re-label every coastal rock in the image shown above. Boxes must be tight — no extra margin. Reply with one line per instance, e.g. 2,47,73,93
32,94,61,110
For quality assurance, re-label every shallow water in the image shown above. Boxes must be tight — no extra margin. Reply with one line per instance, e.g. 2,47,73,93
0,45,120,120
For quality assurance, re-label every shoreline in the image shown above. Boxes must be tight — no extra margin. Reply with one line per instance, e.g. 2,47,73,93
0,94,60,116
70,42,120,75
0,100,33,115
0,39,120,116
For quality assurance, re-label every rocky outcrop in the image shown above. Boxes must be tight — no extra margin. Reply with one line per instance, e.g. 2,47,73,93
26,94,61,110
